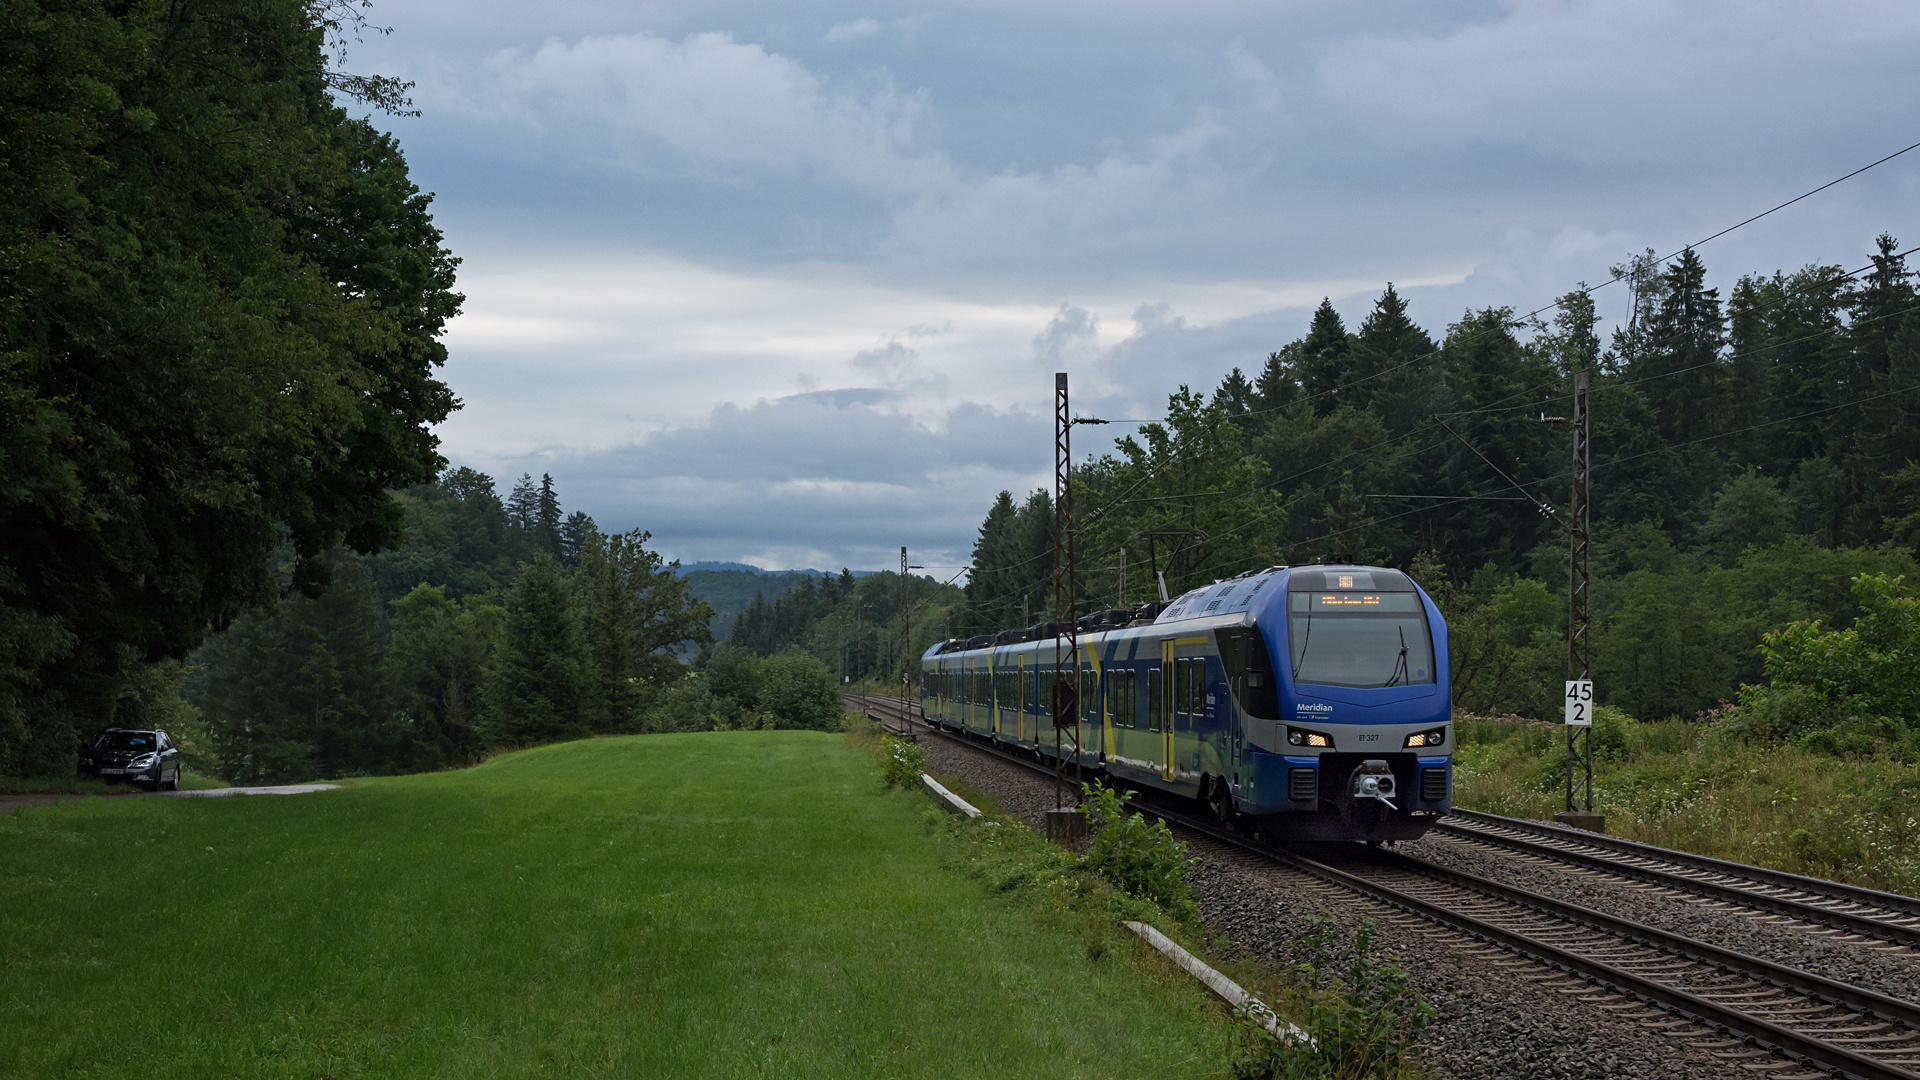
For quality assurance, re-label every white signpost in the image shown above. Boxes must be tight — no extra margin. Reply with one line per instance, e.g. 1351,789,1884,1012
1564,680,1594,727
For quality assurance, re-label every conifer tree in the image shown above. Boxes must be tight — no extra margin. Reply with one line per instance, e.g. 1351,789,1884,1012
485,555,588,745
559,511,597,565
1211,367,1256,433
1254,345,1302,416
535,474,564,557
1297,299,1353,412
1349,283,1438,433
505,474,538,534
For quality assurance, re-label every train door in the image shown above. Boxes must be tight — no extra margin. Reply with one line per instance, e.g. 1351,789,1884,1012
1156,641,1174,780
1016,655,1026,744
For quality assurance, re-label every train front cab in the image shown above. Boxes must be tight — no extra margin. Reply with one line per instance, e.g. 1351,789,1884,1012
1237,564,1452,843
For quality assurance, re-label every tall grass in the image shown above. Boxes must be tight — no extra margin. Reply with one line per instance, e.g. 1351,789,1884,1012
0,731,1233,1078
1453,710,1920,894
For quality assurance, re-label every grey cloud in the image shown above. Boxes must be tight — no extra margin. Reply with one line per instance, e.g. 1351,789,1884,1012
1032,303,1098,363
487,392,1052,569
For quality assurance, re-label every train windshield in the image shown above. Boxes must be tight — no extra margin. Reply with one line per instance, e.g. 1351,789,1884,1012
1288,592,1435,689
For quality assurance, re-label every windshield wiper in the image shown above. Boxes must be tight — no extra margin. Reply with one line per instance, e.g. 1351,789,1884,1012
1385,625,1410,687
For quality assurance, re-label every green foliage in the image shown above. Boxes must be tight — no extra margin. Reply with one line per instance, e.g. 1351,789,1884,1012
383,584,502,767
1753,573,1920,725
1079,783,1198,920
1453,711,1920,893
647,647,846,733
959,489,1054,637
754,647,844,730
1077,386,1284,605
0,0,461,773
1234,916,1432,1080
881,736,928,788
485,555,588,747
198,552,403,784
573,529,714,732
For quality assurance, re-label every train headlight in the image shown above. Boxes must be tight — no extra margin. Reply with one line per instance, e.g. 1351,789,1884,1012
1404,727,1446,748
1287,727,1332,748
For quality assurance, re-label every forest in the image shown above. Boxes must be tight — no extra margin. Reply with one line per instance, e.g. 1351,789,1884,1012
956,239,1920,735
172,470,958,784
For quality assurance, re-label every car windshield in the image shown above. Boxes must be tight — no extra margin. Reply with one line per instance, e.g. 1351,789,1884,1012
96,731,157,751
1288,592,1435,689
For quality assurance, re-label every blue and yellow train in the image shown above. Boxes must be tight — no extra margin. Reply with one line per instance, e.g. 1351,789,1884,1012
920,562,1452,843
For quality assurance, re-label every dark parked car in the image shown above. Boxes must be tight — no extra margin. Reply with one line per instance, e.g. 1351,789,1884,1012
78,728,182,790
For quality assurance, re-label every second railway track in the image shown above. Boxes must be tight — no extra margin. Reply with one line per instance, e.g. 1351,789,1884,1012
1435,808,1920,952
849,693,1920,1080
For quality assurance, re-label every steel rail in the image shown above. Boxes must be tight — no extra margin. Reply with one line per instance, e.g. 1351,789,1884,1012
1448,807,1920,919
1435,815,1920,948
851,695,1920,1080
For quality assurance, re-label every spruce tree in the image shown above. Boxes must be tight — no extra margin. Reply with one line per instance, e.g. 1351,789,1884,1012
1298,299,1353,412
485,554,588,745
560,511,597,565
1255,345,1302,416
1212,367,1256,433
505,474,538,535
1635,248,1727,443
962,491,1021,634
535,474,564,557
1349,283,1437,433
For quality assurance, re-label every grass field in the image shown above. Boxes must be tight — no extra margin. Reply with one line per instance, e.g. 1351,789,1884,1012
0,731,1233,1079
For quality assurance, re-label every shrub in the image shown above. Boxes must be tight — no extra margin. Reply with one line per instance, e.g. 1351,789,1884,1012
1079,783,1197,920
1233,916,1431,1080
880,736,927,788
1754,573,1920,727
754,647,843,731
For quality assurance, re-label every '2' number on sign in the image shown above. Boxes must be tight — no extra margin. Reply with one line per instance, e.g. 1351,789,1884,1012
1564,680,1594,727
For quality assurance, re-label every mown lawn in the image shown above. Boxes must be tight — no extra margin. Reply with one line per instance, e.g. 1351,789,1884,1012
0,731,1232,1079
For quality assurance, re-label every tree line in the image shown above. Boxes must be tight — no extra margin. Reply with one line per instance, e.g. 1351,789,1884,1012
959,236,1920,728
182,470,724,783
1,0,460,778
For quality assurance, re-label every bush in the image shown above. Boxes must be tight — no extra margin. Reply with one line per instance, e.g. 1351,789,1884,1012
1754,573,1920,728
881,736,927,788
1233,916,1431,1080
1080,783,1197,920
754,647,843,731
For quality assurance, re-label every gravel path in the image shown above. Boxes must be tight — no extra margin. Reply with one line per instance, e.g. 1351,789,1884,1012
915,723,1740,1080
0,783,340,816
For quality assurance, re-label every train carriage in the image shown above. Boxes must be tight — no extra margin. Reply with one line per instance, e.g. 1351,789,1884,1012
921,562,1452,843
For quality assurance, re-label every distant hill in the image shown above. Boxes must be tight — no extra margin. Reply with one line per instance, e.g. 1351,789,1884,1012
678,560,778,575
681,568,828,641
676,564,885,641
676,561,878,579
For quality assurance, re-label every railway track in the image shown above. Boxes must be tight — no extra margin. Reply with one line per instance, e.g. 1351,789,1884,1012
848,694,1920,1080
1436,808,1920,952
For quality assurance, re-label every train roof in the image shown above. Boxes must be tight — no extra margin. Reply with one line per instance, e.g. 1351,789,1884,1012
920,562,1413,662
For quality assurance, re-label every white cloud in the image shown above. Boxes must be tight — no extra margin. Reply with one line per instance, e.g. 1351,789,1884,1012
823,18,881,44
436,30,948,199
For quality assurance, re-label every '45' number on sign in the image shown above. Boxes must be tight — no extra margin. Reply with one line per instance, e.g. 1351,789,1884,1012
1564,680,1594,727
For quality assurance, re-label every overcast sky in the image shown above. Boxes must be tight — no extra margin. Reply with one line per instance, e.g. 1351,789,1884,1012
347,1,1920,574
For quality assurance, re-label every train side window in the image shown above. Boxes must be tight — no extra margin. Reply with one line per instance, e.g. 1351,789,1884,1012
1189,660,1205,715
1147,668,1163,732
1081,663,1096,721
1174,660,1189,716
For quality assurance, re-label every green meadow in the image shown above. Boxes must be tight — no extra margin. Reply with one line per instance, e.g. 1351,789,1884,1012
0,732,1231,1079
